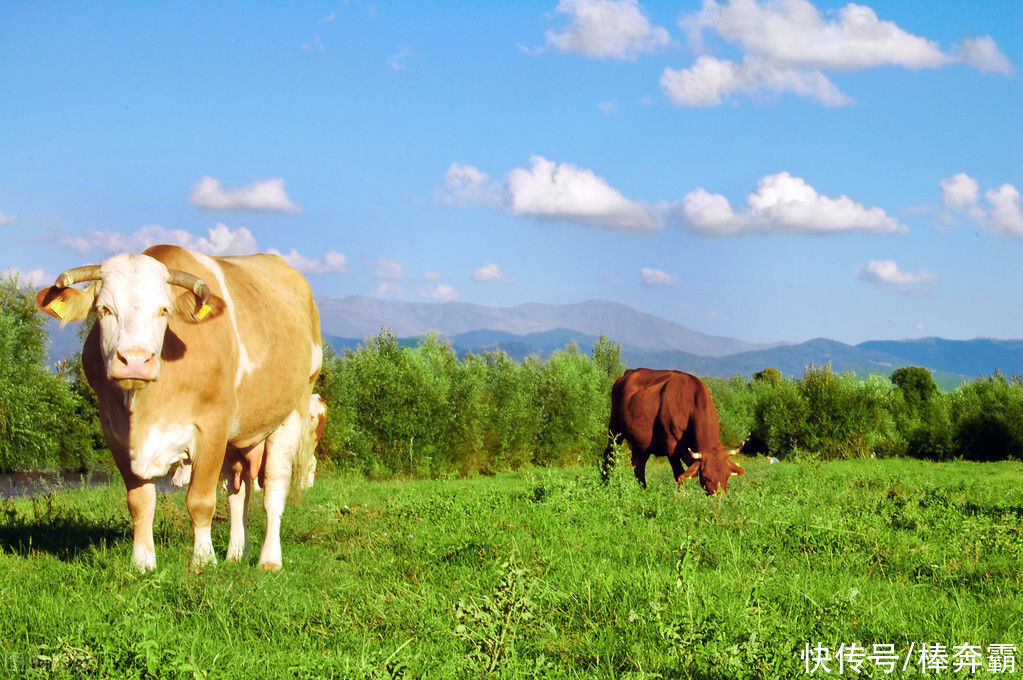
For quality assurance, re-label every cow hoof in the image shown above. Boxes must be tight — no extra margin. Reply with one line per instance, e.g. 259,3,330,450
132,545,157,572
259,561,282,572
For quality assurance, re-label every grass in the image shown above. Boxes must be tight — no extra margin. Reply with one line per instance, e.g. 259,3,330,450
0,456,1021,679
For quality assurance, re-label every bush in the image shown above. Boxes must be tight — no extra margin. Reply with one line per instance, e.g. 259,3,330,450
0,275,103,471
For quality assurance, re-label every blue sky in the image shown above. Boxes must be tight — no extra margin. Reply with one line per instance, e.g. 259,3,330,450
1,0,1020,345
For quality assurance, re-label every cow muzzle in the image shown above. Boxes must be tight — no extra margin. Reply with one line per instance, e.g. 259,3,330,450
109,349,160,389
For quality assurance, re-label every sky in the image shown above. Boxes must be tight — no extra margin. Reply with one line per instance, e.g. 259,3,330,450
1,0,1020,345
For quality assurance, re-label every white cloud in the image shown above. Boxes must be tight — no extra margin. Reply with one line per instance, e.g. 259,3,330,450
373,256,405,281
939,175,1023,236
269,248,348,274
857,259,936,293
661,55,852,107
302,35,325,53
0,211,15,225
374,281,403,298
985,184,1023,236
544,0,670,60
190,176,300,213
506,156,663,232
388,45,414,71
422,270,443,281
939,172,980,208
3,267,51,287
598,101,619,115
438,163,502,207
418,283,457,302
321,11,336,23
640,267,676,286
669,0,1012,107
687,0,950,71
472,263,504,282
59,223,259,256
957,36,1014,75
673,172,903,235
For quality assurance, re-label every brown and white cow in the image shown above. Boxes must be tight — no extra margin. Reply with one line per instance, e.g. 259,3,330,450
604,368,744,495
37,244,322,571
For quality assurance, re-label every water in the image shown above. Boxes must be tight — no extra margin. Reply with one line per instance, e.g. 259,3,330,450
0,470,115,499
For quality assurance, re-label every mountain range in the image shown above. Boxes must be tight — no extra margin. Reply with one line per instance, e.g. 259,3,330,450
46,296,1023,389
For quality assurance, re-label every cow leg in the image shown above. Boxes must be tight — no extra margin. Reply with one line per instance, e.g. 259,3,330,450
259,409,303,571
225,475,251,562
668,454,688,485
631,446,650,488
186,428,229,569
126,481,157,571
109,438,157,571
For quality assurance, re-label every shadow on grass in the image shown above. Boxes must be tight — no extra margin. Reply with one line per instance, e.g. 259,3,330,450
0,515,128,561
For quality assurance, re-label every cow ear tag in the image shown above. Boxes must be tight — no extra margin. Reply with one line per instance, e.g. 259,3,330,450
196,303,212,320
49,299,67,320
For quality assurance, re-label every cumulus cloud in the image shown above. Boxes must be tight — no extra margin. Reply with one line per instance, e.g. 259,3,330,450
661,55,852,107
985,184,1023,236
857,259,936,294
544,0,670,60
422,270,444,281
3,266,51,287
939,174,1023,236
439,163,502,207
640,267,676,286
440,156,662,233
957,36,1014,75
472,263,504,282
373,256,405,281
0,211,15,225
507,156,663,232
418,283,457,302
58,223,260,256
190,176,300,213
672,172,903,235
667,0,1012,107
939,172,980,208
269,248,348,274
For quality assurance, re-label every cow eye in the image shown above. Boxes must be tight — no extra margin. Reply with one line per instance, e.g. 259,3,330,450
158,307,170,317
98,305,114,317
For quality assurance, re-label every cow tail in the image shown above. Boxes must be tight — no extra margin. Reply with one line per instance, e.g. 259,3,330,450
290,406,318,499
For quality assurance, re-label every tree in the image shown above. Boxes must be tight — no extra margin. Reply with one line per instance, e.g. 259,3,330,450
891,366,938,410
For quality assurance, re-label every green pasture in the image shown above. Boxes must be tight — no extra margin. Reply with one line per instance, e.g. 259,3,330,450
1,457,1021,679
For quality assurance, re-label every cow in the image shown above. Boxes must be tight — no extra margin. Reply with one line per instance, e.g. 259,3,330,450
604,368,744,495
36,244,322,571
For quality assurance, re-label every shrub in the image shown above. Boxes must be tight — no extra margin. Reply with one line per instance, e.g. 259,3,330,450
0,275,102,471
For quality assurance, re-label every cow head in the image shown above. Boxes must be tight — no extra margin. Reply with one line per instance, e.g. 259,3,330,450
679,447,745,495
36,254,224,390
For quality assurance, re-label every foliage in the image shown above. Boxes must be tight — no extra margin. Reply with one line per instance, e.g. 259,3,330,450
0,275,104,472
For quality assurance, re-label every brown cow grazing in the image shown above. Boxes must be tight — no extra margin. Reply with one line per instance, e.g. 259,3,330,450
37,244,321,571
605,368,744,495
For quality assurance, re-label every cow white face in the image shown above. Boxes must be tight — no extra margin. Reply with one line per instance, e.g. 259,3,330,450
37,252,223,391
96,255,176,388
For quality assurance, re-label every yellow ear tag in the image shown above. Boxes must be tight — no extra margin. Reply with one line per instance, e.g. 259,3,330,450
49,299,67,319
196,304,211,320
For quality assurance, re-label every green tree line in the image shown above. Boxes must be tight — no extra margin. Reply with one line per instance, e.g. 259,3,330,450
2,273,1022,473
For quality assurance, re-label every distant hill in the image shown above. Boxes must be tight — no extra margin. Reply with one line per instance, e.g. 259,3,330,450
858,338,1023,378
317,296,773,357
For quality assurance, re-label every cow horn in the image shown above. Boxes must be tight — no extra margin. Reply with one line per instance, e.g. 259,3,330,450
167,270,211,306
688,448,703,460
54,265,102,288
